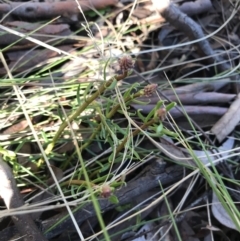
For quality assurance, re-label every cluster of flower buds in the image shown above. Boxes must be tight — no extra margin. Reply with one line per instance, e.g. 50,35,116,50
157,107,167,121
118,55,135,73
100,183,112,198
144,84,158,97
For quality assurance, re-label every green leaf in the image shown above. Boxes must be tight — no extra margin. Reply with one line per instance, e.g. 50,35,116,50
76,84,81,105
103,96,116,115
85,8,109,18
116,204,131,212
41,131,49,142
145,100,165,123
109,195,119,204
100,162,110,173
166,102,177,111
123,82,140,98
83,82,93,101
107,78,117,90
114,123,126,135
103,58,111,81
132,98,149,105
162,128,179,138
133,149,141,160
0,146,16,161
156,123,163,135
85,11,97,17
57,106,64,122
95,160,104,169
110,181,125,188
137,109,146,122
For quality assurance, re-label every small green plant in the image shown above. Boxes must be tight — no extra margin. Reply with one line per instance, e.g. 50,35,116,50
85,7,110,18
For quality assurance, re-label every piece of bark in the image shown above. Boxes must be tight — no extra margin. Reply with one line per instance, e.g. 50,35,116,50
3,119,29,134
0,0,119,20
0,45,72,75
131,104,227,119
6,21,72,35
174,114,222,128
169,92,235,104
211,93,240,142
138,92,235,105
0,156,47,241
168,105,227,120
97,190,160,241
136,75,229,95
168,79,229,94
0,22,75,47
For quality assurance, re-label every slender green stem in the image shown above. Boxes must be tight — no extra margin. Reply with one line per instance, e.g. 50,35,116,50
61,179,96,188
106,91,143,119
63,90,144,168
114,118,157,158
38,72,128,166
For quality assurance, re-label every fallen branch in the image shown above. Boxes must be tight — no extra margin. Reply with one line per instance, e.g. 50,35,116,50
0,0,118,20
